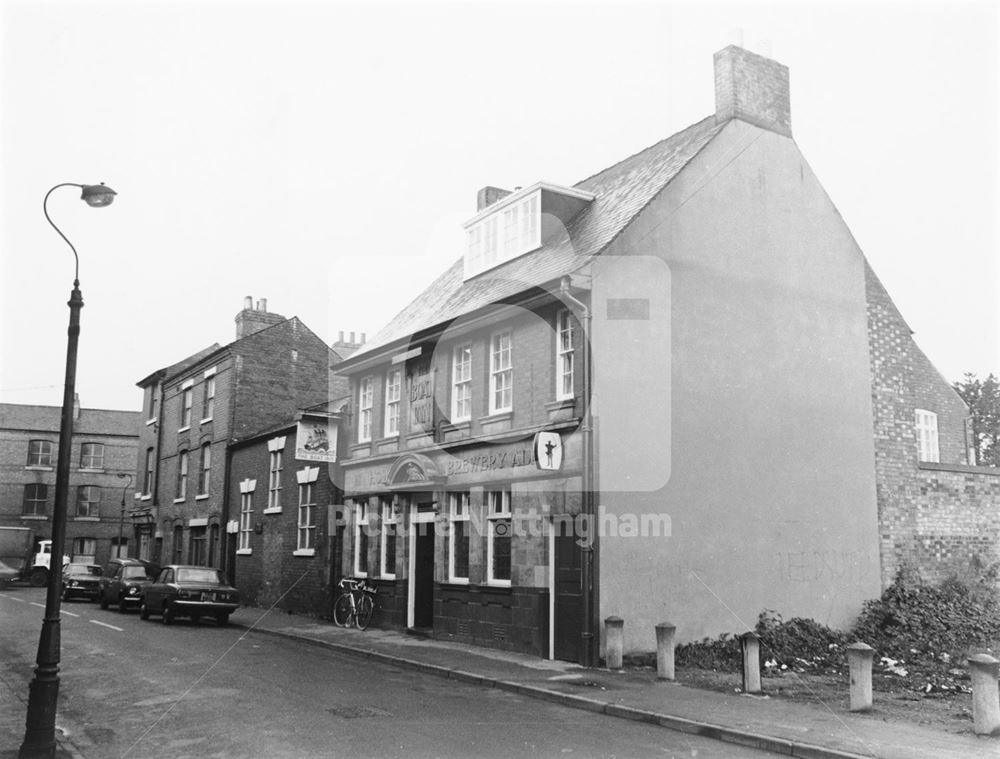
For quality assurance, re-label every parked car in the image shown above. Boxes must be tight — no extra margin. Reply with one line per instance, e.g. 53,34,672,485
98,558,159,612
140,565,240,626
61,563,102,601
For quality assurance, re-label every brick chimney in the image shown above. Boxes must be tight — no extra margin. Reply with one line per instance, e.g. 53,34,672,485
332,330,366,359
235,296,285,339
477,186,512,212
714,45,791,137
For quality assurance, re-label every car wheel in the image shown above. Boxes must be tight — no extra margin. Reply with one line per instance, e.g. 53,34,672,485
139,601,149,620
216,613,230,627
99,593,109,610
29,568,47,586
162,602,174,625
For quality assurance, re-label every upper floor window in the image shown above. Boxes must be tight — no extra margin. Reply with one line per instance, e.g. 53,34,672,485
463,188,543,280
358,377,374,443
76,485,101,517
180,383,193,429
556,310,574,400
489,331,513,414
384,370,401,437
198,443,211,495
80,442,105,469
452,345,472,422
267,436,286,511
27,440,54,468
202,374,216,421
176,450,189,500
23,484,47,516
915,409,940,463
143,448,155,495
146,386,158,421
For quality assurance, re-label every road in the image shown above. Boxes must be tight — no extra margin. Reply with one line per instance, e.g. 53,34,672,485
2,586,779,759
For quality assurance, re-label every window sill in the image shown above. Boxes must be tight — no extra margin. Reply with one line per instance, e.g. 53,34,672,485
173,497,186,504
20,515,48,521
195,494,209,501
78,467,105,474
918,461,1000,477
484,581,512,590
380,573,396,580
200,417,213,425
378,433,400,442
140,495,152,502
24,466,54,472
236,548,252,556
178,426,191,434
446,578,470,586
73,517,99,522
480,411,513,423
146,418,157,426
262,507,282,515
293,549,315,557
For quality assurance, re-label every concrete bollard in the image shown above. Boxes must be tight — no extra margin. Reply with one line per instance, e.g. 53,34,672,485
605,616,624,670
968,653,1000,736
739,631,762,694
846,642,875,712
655,622,676,681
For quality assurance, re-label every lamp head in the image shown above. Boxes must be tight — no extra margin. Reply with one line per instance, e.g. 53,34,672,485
81,183,117,208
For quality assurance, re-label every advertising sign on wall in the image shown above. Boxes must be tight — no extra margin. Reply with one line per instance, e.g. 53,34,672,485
296,415,338,463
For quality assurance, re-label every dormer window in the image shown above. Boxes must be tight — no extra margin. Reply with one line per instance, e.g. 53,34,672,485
463,183,592,280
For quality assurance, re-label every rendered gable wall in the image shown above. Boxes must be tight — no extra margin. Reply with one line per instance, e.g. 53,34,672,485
594,119,881,652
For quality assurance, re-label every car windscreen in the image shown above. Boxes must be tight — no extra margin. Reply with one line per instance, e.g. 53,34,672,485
66,565,101,577
122,566,150,579
176,568,222,584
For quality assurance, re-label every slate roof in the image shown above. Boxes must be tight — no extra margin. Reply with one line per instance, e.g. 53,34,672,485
0,403,140,437
136,343,222,387
348,115,724,363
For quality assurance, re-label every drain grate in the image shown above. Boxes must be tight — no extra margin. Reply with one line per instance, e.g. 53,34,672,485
326,705,393,719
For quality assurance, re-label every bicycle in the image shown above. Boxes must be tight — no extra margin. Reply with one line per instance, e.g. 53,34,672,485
333,577,376,630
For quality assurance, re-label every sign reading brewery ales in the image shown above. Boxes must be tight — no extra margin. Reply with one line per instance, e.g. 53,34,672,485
407,360,435,434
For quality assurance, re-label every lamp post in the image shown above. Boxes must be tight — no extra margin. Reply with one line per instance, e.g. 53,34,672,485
116,473,133,559
21,182,117,759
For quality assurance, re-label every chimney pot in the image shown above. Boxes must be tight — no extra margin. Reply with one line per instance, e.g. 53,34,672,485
714,45,791,137
338,330,344,342
350,331,356,343
361,332,366,344
243,295,253,310
477,186,512,212
259,298,267,312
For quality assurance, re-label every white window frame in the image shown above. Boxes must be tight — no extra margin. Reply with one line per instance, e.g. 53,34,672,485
201,371,216,423
75,485,101,518
143,448,155,496
353,501,369,577
27,440,54,468
295,467,319,555
556,309,574,401
179,380,194,430
489,330,513,414
197,443,211,496
237,479,255,554
486,488,512,587
358,377,374,443
379,498,397,579
176,449,188,501
79,442,105,470
448,492,470,584
384,369,401,437
915,409,940,463
451,344,472,422
266,436,286,513
23,483,47,516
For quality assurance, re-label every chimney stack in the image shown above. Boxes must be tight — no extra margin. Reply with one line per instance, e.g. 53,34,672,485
477,186,512,212
714,45,791,137
235,296,285,339
332,330,366,359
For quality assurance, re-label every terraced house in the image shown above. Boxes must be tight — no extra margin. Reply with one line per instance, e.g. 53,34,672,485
329,44,998,665
134,298,345,577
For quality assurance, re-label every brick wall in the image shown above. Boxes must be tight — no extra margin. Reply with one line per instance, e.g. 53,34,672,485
866,262,1000,585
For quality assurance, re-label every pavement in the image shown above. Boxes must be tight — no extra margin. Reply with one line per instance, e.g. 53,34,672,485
228,606,998,759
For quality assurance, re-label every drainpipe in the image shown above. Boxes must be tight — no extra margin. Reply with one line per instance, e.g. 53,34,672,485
559,275,596,668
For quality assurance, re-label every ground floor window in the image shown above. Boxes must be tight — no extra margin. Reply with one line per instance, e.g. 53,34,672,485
297,467,319,553
380,498,397,578
486,488,511,586
189,526,207,565
72,537,96,563
111,537,128,559
173,525,184,563
238,479,256,553
75,485,101,517
354,502,368,577
449,492,470,582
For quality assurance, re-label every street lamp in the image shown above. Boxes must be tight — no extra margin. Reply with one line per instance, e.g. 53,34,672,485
116,473,133,559
21,181,117,759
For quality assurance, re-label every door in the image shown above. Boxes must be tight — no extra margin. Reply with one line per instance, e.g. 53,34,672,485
554,533,583,662
412,518,435,629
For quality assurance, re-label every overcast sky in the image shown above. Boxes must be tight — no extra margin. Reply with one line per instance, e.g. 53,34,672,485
1,0,997,412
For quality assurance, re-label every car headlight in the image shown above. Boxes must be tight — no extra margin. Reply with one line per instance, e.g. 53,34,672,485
68,581,79,587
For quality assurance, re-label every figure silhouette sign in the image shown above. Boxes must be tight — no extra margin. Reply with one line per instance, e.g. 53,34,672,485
533,431,563,471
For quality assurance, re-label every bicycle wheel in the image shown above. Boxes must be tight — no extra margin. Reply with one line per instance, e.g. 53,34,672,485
355,594,374,630
333,593,354,627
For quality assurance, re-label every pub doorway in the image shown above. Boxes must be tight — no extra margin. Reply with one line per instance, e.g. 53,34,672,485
407,495,437,632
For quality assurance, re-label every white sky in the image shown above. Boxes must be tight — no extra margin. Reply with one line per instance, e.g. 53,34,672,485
1,0,997,412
